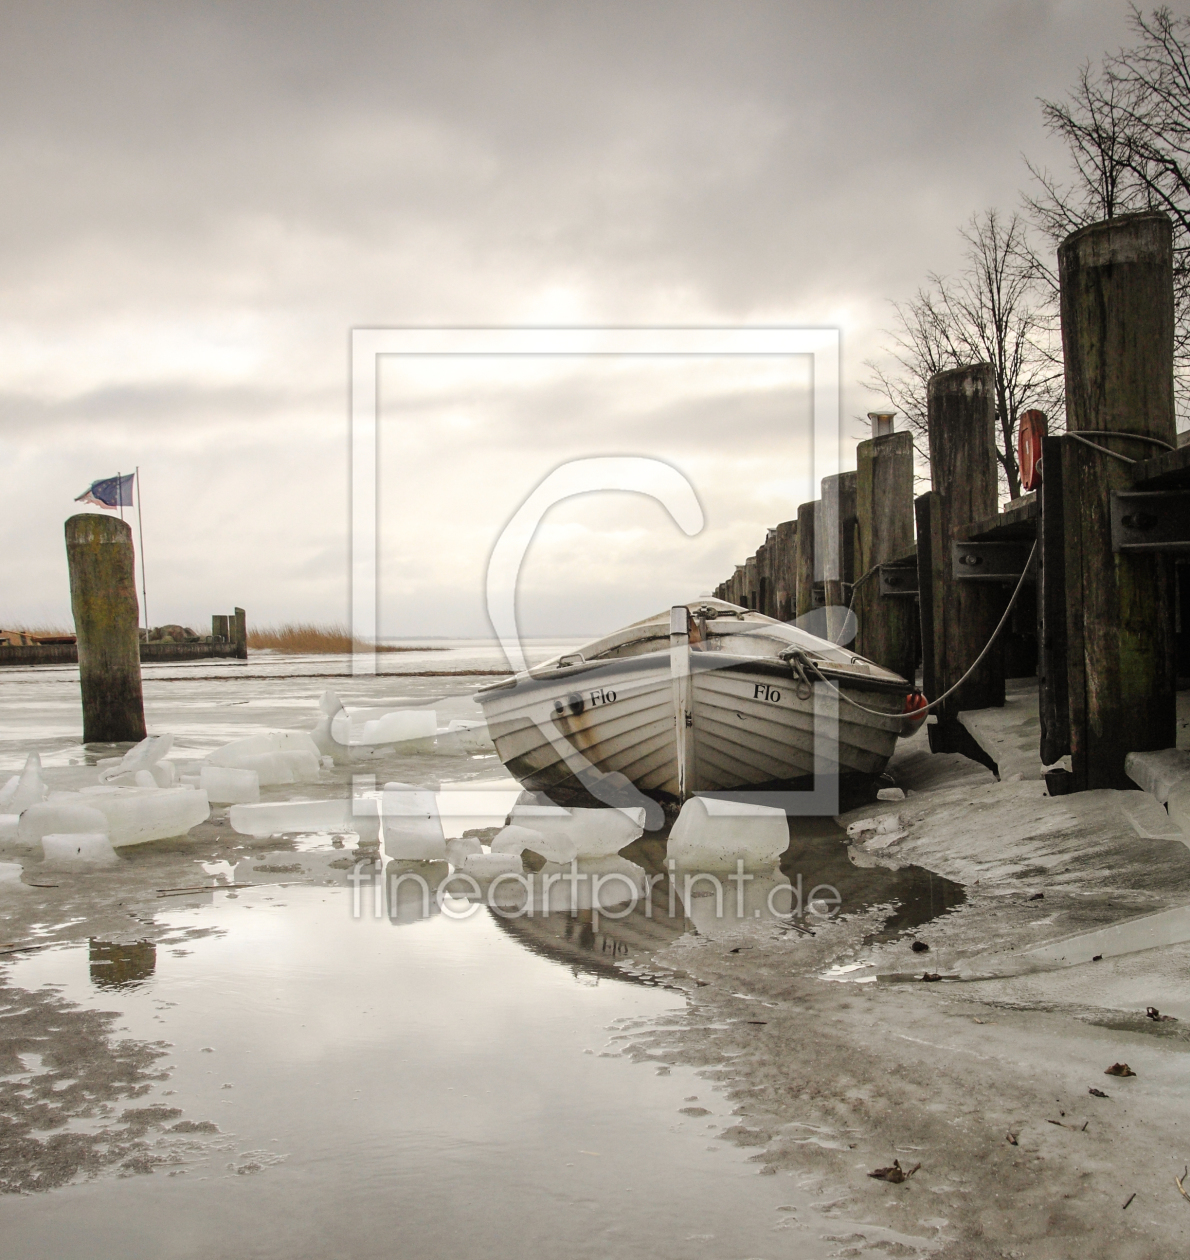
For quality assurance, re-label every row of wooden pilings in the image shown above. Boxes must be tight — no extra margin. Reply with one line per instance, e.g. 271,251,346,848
713,210,1179,793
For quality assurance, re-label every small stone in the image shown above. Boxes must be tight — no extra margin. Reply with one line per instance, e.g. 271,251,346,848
877,787,905,802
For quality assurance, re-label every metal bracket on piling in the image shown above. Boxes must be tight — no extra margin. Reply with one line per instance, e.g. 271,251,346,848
878,565,919,597
1111,489,1190,552
951,541,1035,581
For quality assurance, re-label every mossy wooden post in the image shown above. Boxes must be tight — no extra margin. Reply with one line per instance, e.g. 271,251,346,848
924,364,1004,747
795,501,817,619
755,537,771,616
856,431,916,679
745,555,758,610
821,472,857,640
1059,212,1177,789
774,520,797,620
1037,434,1070,766
65,514,146,744
234,607,247,659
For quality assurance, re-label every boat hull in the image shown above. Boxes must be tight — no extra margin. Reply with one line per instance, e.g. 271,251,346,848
477,650,906,805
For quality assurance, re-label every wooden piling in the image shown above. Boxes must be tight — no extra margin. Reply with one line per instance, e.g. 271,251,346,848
1037,433,1070,765
745,555,759,610
1058,211,1177,789
65,514,146,744
234,607,247,659
756,537,771,616
821,472,857,640
774,520,797,620
855,431,916,680
212,614,229,642
795,501,818,619
922,364,1004,742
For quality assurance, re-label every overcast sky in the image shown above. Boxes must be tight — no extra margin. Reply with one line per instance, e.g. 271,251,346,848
0,0,1139,639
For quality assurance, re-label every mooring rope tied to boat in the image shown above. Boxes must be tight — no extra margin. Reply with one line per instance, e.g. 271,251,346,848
796,538,1039,721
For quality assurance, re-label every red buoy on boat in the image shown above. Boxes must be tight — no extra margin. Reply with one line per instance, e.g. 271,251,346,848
901,691,928,737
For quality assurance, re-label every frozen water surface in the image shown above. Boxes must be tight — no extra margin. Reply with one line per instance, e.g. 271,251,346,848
0,644,862,1260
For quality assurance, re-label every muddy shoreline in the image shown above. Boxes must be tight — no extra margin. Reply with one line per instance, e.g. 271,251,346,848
615,727,1190,1258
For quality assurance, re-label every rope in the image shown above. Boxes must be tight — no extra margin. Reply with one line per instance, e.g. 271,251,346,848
833,565,880,645
792,539,1039,721
1064,430,1174,465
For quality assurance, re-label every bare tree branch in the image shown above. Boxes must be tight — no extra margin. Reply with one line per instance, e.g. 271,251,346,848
864,211,1063,501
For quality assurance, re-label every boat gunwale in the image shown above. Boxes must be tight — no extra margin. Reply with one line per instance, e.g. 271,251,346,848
476,649,911,702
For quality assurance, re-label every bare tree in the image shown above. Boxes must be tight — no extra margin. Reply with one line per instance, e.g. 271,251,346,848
865,210,1063,500
1027,6,1190,405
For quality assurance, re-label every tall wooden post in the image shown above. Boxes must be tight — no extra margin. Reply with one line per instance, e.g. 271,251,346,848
1059,212,1177,789
65,514,146,744
732,564,746,606
795,501,817,619
1037,434,1070,766
234,607,247,659
756,537,771,616
821,472,857,640
856,431,916,679
923,364,1004,744
774,520,797,620
745,555,759,610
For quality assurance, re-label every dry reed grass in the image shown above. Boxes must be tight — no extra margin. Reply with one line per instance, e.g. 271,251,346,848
3,623,73,638
246,622,440,655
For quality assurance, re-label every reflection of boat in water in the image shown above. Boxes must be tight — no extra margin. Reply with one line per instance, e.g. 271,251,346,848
492,895,688,986
476,600,918,810
489,855,798,983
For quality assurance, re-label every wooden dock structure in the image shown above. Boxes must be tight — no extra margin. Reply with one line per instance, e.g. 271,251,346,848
713,210,1184,793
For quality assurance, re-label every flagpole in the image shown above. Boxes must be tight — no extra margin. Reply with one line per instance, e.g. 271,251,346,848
117,471,124,523
135,467,148,630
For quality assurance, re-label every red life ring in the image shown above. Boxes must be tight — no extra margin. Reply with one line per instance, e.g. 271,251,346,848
1018,410,1047,492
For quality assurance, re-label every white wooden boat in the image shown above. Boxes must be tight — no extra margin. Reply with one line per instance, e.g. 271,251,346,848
475,599,920,810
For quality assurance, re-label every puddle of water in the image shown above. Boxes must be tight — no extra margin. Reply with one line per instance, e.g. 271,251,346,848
780,817,965,942
0,883,862,1260
0,656,958,1258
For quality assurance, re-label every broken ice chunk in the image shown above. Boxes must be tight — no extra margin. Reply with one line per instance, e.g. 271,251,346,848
440,719,496,754
359,712,438,745
227,797,380,844
444,836,484,865
74,785,210,847
313,691,437,762
460,851,524,880
200,765,261,805
207,734,321,784
17,802,111,849
379,783,446,860
491,823,578,865
667,798,789,869
1,754,48,813
97,734,174,785
42,832,119,867
507,805,645,858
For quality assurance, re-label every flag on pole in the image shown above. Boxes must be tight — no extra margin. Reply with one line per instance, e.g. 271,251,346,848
75,473,135,510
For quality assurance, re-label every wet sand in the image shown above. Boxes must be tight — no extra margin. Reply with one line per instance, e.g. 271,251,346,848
615,726,1190,1258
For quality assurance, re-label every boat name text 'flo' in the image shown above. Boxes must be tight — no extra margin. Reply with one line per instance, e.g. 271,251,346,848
753,682,783,704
